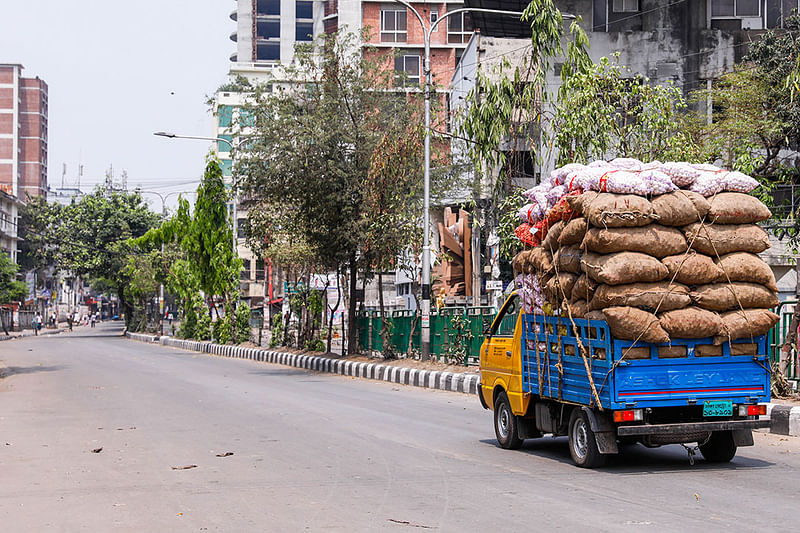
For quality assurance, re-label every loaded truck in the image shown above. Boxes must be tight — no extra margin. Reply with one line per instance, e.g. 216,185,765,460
478,292,771,468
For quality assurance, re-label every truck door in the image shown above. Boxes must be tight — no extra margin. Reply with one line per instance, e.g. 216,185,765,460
481,293,521,406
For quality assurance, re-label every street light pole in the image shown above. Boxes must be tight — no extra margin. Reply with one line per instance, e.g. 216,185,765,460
395,3,524,360
153,131,239,254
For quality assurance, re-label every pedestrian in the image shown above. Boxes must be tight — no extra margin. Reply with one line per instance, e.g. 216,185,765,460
34,312,42,335
67,312,73,332
90,313,96,328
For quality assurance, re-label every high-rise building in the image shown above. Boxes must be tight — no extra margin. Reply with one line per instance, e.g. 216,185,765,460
0,64,48,200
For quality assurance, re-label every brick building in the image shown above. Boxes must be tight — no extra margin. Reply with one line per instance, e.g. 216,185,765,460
0,64,48,200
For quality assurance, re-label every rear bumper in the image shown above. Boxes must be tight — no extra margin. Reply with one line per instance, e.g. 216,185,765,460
617,418,769,436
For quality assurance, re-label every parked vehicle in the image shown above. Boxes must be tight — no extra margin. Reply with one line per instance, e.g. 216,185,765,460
478,292,770,467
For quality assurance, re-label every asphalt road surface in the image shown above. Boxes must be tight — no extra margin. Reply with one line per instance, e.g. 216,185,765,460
1,323,798,532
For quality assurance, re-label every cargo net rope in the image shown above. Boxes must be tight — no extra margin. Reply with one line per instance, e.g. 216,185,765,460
512,159,781,409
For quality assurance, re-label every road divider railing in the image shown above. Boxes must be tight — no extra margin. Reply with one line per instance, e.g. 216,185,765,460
125,331,480,395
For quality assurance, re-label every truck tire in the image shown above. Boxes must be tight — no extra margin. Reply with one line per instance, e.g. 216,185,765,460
568,409,607,468
699,431,737,463
494,391,523,450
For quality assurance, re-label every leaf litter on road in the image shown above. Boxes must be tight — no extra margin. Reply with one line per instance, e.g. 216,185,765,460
216,452,234,457
171,464,197,470
91,447,103,453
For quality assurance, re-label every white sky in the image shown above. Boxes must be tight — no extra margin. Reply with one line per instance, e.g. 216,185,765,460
1,0,235,211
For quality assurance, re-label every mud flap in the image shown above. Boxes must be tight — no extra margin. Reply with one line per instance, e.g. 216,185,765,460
732,428,754,447
517,417,542,439
581,407,619,455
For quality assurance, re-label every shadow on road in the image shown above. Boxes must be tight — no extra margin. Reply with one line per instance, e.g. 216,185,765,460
0,365,66,378
480,437,774,472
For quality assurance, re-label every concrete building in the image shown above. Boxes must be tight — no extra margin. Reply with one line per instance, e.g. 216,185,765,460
0,189,22,263
0,64,48,200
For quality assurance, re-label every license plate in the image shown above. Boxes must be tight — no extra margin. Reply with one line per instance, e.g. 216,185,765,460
703,400,733,417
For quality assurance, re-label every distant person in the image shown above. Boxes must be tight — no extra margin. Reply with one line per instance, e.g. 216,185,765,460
34,312,42,335
67,313,73,332
90,313,96,328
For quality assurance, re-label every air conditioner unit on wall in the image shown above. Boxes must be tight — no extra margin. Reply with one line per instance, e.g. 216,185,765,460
741,17,762,30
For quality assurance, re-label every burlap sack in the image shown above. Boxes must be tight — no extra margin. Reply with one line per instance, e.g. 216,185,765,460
545,272,577,303
690,282,779,311
512,251,525,274
554,244,583,274
572,274,598,301
590,282,690,312
582,252,669,285
661,252,723,285
714,309,780,343
558,217,588,246
582,225,687,258
715,252,778,291
541,221,563,253
585,310,606,322
651,190,711,226
584,193,656,228
524,247,553,274
566,190,598,214
708,192,772,224
563,299,588,318
602,306,670,344
683,223,770,255
659,306,724,338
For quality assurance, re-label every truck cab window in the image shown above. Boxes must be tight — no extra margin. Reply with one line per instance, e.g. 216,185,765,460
490,294,518,337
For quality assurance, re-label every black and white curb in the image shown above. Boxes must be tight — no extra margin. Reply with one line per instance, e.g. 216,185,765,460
765,403,800,437
125,332,479,395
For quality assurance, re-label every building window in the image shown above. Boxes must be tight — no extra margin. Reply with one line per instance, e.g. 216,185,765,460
257,19,281,39
257,42,280,61
447,11,472,44
430,9,439,31
395,53,420,86
381,8,407,43
711,0,760,17
241,259,251,280
296,21,314,41
218,105,233,128
296,0,313,18
257,0,280,16
237,218,247,239
218,134,233,152
612,0,638,13
256,259,266,281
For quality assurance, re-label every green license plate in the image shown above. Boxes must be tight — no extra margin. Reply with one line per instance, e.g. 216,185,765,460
703,400,733,417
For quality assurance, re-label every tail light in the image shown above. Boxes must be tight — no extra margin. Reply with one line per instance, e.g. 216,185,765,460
738,404,766,416
613,409,644,423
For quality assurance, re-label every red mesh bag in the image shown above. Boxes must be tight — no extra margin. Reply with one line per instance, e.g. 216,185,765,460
531,219,549,242
515,223,539,247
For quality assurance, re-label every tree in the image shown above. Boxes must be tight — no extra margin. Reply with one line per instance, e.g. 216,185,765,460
133,157,241,339
235,32,430,354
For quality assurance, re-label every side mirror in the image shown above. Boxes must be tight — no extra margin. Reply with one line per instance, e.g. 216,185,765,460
483,326,491,337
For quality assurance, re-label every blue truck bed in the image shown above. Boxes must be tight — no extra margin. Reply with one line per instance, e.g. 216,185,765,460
520,314,771,410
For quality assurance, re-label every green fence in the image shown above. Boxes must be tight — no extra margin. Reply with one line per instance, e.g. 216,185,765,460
357,306,497,365
768,300,798,380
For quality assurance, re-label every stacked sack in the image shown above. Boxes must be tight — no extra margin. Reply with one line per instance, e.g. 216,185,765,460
512,159,780,345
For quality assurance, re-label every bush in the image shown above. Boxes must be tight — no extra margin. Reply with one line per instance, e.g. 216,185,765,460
214,311,232,344
234,304,251,344
178,305,197,339
196,310,212,341
270,313,284,348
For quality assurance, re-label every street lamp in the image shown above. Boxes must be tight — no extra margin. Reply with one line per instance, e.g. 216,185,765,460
396,2,525,360
152,131,240,254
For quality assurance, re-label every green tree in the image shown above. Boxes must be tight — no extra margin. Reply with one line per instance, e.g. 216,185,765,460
235,32,430,354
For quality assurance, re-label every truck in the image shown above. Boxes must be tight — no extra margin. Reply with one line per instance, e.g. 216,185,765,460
478,292,771,467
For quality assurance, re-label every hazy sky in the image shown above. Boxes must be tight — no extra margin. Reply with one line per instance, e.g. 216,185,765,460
1,0,235,210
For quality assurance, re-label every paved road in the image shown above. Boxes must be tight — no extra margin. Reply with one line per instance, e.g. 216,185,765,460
1,323,798,532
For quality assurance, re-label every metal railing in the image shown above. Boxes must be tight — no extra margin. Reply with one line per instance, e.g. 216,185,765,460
768,300,798,381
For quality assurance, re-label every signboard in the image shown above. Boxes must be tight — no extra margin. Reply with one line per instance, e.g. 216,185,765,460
421,314,430,328
486,280,503,291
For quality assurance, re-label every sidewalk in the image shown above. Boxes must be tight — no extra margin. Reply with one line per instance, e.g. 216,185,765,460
0,326,65,341
125,332,800,436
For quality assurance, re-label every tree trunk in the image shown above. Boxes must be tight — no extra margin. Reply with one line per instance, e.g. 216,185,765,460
347,252,358,355
377,269,395,360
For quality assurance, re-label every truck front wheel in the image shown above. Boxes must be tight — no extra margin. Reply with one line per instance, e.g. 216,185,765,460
568,409,607,468
699,431,737,463
494,392,523,449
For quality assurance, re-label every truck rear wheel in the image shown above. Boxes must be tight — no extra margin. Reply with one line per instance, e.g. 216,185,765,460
494,391,523,450
568,409,607,468
699,431,737,463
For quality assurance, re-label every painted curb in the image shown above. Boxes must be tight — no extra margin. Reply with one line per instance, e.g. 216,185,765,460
0,328,64,341
125,332,480,395
765,403,800,437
